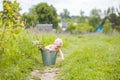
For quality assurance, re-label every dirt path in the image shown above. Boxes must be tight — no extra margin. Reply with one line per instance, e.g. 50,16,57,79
27,40,73,80
28,67,59,80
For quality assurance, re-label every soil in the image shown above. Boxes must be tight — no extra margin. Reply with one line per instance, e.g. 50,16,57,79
28,68,59,80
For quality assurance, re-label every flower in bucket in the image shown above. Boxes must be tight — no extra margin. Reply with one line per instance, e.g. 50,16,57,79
32,40,44,50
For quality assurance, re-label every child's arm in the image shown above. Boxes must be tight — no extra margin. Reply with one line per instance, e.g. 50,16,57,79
59,49,64,60
45,45,54,51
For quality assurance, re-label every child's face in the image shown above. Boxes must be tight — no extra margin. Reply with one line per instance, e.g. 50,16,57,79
55,45,61,51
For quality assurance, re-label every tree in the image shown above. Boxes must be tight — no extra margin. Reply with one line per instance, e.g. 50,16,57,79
34,3,58,29
66,23,75,34
116,6,120,31
60,9,70,19
88,9,101,29
78,10,86,23
22,13,38,28
22,3,58,29
21,6,38,28
103,6,120,32
0,0,24,28
0,0,24,53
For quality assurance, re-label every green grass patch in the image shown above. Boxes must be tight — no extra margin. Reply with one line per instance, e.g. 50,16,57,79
0,31,119,80
56,35,120,80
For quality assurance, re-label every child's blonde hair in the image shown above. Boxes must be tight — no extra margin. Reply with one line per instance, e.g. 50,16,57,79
54,38,63,47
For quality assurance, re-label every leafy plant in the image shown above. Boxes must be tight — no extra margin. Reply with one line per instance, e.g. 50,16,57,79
75,23,94,33
0,0,24,54
66,23,75,34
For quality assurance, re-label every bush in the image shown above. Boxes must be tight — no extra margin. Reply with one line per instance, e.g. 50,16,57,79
66,23,76,34
102,20,113,34
0,31,42,80
75,23,94,33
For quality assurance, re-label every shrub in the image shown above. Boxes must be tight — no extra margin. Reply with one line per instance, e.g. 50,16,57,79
75,23,94,33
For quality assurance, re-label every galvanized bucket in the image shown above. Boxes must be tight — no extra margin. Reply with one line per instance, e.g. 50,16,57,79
40,49,57,66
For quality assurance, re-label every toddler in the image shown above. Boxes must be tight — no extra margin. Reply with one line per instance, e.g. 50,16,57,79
45,38,64,60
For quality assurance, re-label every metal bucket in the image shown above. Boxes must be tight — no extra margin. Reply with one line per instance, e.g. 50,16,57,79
40,49,57,66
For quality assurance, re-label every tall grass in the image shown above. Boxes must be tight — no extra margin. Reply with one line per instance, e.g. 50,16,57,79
0,31,119,80
0,31,59,80
57,35,120,80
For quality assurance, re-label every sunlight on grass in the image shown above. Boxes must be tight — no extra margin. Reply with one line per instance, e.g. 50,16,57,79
0,31,119,80
57,35,120,80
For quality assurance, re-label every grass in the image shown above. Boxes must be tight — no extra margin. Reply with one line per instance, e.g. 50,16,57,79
0,31,120,80
56,35,120,80
0,31,41,80
0,31,64,80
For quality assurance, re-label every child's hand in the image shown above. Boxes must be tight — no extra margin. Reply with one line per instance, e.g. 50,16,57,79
45,48,54,53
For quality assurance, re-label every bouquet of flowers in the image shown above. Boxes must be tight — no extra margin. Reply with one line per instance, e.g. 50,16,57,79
32,40,44,50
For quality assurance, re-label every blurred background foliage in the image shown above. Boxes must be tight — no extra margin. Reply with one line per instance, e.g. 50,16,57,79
20,2,120,33
0,0,120,80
